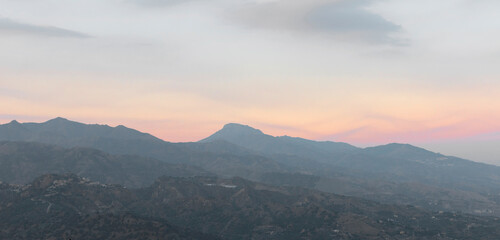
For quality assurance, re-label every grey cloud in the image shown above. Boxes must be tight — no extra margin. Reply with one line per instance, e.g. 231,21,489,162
126,0,405,44
232,0,405,45
305,0,404,44
0,18,89,38
306,0,400,32
127,0,200,7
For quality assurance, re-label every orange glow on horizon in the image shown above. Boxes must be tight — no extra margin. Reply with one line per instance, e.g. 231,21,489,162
2,74,500,145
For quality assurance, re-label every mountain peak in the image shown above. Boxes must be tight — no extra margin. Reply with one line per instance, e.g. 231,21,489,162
200,123,264,142
45,117,70,123
8,120,21,125
42,117,84,127
220,123,263,135
373,143,424,151
364,143,437,158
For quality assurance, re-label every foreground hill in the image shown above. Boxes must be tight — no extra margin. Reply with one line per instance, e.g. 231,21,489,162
0,174,217,240
1,174,500,240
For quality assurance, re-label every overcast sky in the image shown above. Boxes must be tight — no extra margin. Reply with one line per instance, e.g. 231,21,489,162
1,0,499,164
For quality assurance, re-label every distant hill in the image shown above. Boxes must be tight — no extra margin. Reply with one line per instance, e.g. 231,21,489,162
1,174,500,240
201,123,359,161
202,124,500,194
0,119,289,180
201,123,500,216
0,117,162,144
0,141,212,188
330,143,500,193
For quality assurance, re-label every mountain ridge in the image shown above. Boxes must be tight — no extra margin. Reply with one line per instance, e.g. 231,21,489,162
202,122,358,148
2,118,444,155
1,117,163,145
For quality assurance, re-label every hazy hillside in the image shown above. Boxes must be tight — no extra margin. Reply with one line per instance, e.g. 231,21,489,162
0,119,289,180
0,141,212,188
201,123,500,216
202,123,500,193
332,144,500,192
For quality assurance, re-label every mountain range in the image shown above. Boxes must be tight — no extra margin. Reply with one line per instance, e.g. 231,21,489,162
1,117,500,218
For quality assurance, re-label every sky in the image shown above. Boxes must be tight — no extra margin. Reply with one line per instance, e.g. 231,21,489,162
1,0,499,164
